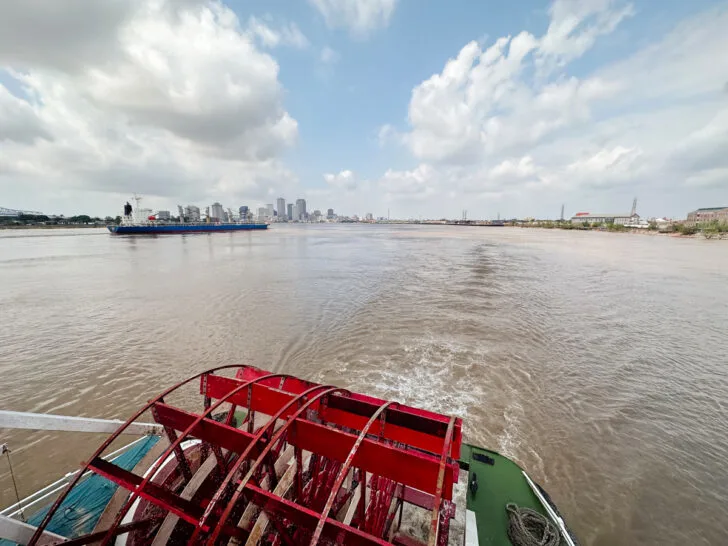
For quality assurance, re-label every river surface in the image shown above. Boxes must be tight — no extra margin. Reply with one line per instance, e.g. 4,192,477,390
1,225,727,545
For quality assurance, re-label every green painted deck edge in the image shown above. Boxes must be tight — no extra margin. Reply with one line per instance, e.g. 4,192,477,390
460,443,549,546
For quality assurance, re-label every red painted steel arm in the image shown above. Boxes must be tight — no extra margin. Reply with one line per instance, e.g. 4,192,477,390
245,484,392,546
190,384,338,545
203,386,349,545
427,416,456,546
309,402,395,545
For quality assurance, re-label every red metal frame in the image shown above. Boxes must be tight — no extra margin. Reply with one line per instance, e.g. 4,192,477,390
30,366,462,546
427,416,456,546
309,401,395,544
191,384,340,545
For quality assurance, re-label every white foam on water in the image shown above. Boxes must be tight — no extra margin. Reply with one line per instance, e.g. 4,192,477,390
497,398,524,459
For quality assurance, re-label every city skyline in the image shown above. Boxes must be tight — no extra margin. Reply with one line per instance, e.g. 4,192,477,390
1,1,727,220
0,192,703,223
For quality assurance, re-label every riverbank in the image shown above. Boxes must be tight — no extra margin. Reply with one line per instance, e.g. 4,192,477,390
517,226,728,239
0,224,106,230
512,222,728,240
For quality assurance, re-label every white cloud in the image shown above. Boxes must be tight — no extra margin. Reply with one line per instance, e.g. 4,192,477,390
0,0,299,213
490,156,538,180
378,0,728,218
685,168,728,188
324,170,357,190
380,164,437,198
564,146,644,187
308,0,397,35
537,0,635,72
320,46,341,64
0,84,51,144
0,0,135,73
404,11,626,164
247,16,309,49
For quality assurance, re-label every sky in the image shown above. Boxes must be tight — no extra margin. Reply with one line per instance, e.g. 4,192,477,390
0,0,727,219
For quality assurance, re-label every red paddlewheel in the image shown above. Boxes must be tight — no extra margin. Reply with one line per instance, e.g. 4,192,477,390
29,366,462,546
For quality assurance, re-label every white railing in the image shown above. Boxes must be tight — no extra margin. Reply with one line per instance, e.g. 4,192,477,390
0,411,162,436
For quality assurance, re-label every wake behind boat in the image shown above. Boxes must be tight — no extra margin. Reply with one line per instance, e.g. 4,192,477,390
107,196,268,235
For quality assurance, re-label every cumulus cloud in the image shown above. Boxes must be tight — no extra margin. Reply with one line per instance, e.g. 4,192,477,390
308,0,397,36
379,0,728,217
404,8,626,164
324,170,358,190
0,0,135,72
0,0,299,213
380,165,437,198
564,146,644,188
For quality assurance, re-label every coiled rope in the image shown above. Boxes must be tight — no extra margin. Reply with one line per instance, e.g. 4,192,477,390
505,502,561,546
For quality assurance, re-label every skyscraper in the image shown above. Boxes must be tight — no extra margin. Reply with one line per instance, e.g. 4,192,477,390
287,203,293,220
210,202,224,221
296,199,307,220
277,198,286,220
291,204,299,221
266,204,275,218
327,208,334,219
239,206,249,220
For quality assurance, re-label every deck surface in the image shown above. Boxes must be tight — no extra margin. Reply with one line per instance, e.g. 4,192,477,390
460,444,550,546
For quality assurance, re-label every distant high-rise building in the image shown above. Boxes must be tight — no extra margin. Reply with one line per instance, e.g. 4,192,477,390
266,204,275,218
210,202,224,221
365,213,373,221
185,205,201,221
156,210,171,220
327,208,334,219
287,203,293,220
257,207,268,221
239,206,248,217
291,204,299,221
277,198,286,220
296,199,307,219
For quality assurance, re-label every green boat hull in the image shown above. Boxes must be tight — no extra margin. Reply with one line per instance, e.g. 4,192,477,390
459,443,578,546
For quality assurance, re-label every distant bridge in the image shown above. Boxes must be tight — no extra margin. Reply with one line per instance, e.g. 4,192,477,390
0,206,45,216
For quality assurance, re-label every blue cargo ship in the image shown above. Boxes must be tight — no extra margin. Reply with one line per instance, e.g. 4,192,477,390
107,196,268,234
108,223,267,234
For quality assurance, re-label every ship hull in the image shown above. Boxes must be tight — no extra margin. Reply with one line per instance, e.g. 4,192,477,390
107,223,268,234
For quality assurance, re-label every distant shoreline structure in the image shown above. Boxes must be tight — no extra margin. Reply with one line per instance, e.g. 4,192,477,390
3,222,726,240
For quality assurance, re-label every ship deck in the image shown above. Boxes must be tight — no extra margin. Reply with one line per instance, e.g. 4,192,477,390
459,444,577,546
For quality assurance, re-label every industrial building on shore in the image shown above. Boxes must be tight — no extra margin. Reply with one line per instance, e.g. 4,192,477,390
570,212,640,225
685,207,728,226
